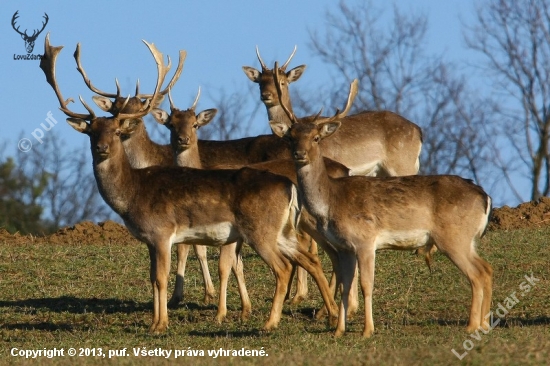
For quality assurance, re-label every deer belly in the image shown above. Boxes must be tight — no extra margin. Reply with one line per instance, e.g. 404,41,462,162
373,229,430,250
172,222,238,245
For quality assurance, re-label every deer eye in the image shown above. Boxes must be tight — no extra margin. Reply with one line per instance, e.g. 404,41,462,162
115,130,121,136
313,135,321,143
193,123,199,129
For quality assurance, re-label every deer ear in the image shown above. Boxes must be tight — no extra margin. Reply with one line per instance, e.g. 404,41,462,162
66,118,91,134
242,66,261,83
196,109,217,127
92,96,113,112
286,65,306,83
318,121,341,140
150,108,170,125
270,120,290,138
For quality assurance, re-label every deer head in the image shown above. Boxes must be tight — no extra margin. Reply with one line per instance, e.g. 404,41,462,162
151,87,217,153
12,11,48,53
242,46,306,109
39,33,170,163
269,61,359,166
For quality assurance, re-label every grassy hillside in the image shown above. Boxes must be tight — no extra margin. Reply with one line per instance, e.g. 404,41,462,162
0,227,548,365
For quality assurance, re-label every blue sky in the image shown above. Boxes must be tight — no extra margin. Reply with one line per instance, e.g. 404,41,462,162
5,1,520,206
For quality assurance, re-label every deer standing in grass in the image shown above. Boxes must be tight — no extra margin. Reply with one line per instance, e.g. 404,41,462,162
149,87,251,323
72,41,243,316
243,47,428,308
151,87,351,314
40,35,339,334
270,64,493,337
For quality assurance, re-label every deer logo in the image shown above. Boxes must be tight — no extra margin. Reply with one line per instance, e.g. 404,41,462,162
12,11,49,54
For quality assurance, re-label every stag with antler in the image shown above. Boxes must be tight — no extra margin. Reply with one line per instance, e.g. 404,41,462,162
39,35,339,334
270,62,493,338
70,40,250,321
12,11,48,53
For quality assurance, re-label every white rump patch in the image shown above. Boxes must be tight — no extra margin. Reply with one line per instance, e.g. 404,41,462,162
171,222,238,246
351,160,383,177
479,195,492,234
276,185,301,258
374,229,430,250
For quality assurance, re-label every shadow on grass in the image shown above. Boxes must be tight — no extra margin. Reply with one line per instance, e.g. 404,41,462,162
188,329,268,338
408,316,550,328
0,296,148,314
2,322,78,332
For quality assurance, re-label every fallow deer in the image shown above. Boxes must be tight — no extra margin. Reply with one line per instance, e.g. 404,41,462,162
151,88,351,311
243,47,433,303
40,35,339,334
243,47,423,177
72,41,226,312
271,64,493,337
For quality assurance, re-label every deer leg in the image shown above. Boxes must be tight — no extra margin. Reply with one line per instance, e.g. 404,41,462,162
334,251,357,337
440,241,491,333
314,244,339,320
168,243,191,307
348,265,359,318
356,245,376,338
291,249,339,328
215,242,251,323
215,243,232,323
291,233,314,305
231,241,251,322
193,245,216,304
256,246,293,331
148,239,172,334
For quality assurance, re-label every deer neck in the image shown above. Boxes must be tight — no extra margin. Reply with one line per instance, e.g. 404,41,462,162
295,153,332,220
267,105,293,129
122,123,168,168
92,146,136,217
174,145,202,169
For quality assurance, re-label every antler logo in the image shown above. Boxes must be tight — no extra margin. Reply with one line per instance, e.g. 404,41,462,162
12,11,49,54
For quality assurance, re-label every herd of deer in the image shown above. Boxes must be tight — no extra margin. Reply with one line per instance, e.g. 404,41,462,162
39,34,493,338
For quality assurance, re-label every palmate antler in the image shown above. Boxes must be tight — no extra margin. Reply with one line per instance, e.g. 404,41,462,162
273,60,358,125
73,42,186,103
40,33,96,120
40,33,171,121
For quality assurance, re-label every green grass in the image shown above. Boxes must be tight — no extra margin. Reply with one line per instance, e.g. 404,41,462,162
0,228,548,365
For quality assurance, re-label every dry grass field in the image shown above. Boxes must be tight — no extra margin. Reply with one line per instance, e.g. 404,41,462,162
0,201,549,365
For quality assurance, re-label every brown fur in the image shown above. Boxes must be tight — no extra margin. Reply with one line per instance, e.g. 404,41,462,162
154,102,350,310
274,119,493,338
68,116,339,334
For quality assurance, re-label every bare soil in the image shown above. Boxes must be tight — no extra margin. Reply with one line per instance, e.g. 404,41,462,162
1,198,549,244
487,196,550,231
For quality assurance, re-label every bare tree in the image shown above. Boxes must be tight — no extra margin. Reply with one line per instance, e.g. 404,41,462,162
307,0,500,196
465,0,550,201
198,86,261,141
13,133,114,231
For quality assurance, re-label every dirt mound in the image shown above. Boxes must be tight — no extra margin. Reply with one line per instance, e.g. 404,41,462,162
1,199,549,244
0,221,138,245
46,220,138,245
488,197,550,231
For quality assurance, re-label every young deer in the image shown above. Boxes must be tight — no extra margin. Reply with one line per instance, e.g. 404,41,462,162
151,89,351,311
72,41,222,311
243,47,430,306
242,47,423,177
270,65,493,337
147,87,251,323
40,36,339,334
